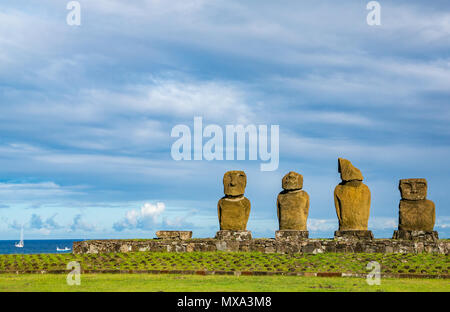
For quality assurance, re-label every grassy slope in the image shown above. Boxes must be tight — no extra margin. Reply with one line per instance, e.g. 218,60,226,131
0,274,448,292
0,252,448,275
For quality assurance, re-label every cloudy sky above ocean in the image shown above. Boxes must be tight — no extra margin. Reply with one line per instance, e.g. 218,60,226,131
0,0,449,239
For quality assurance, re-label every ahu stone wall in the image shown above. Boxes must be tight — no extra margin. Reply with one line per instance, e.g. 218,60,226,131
73,238,449,255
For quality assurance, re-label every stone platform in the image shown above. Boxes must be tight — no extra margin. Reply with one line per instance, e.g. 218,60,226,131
73,237,449,254
156,231,192,240
393,230,439,242
215,230,252,241
334,230,374,240
275,230,309,241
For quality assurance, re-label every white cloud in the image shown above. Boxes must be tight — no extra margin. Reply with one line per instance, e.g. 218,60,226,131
139,202,165,223
436,216,450,229
113,202,165,231
369,217,397,230
112,203,201,232
0,77,254,155
78,78,253,123
307,219,337,232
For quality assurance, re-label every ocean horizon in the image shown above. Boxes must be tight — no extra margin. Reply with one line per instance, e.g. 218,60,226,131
0,239,80,255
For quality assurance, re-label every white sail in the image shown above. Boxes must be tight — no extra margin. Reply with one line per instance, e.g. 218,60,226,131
15,226,24,248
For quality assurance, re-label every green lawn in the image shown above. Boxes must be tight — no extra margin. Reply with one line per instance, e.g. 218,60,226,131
0,274,448,292
0,252,448,275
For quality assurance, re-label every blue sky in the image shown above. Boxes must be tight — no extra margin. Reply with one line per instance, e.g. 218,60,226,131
0,0,449,240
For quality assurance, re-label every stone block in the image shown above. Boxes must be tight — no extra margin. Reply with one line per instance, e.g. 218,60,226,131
215,230,252,241
275,230,309,241
156,230,193,240
334,230,374,240
392,230,439,242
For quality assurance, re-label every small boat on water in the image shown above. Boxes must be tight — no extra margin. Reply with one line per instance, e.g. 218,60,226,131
15,226,24,248
56,247,71,252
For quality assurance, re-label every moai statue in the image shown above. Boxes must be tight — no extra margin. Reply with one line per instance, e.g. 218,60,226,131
216,170,252,240
334,158,373,239
393,178,438,241
275,172,310,240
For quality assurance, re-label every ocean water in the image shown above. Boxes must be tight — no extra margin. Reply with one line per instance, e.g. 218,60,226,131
0,240,79,255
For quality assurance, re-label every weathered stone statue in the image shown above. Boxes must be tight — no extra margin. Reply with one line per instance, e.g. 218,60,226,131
275,172,310,240
334,158,373,239
216,170,252,240
393,178,438,241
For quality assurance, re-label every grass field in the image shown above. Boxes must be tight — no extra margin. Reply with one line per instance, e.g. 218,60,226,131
0,252,448,275
0,274,449,292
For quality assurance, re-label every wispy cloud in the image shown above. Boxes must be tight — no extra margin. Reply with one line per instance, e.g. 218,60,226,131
29,213,61,231
70,214,96,232
0,182,84,200
436,216,450,229
307,219,337,232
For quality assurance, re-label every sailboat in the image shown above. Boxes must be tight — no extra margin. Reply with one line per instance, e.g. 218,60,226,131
56,246,71,252
15,226,24,248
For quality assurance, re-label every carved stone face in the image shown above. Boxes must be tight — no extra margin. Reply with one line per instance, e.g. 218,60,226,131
399,178,427,200
282,171,303,191
223,171,247,196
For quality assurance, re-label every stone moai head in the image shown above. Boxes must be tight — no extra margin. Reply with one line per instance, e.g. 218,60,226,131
282,171,303,191
338,158,363,182
223,170,247,196
399,178,427,200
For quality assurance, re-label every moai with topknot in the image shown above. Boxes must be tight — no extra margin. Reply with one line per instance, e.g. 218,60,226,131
334,158,373,240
